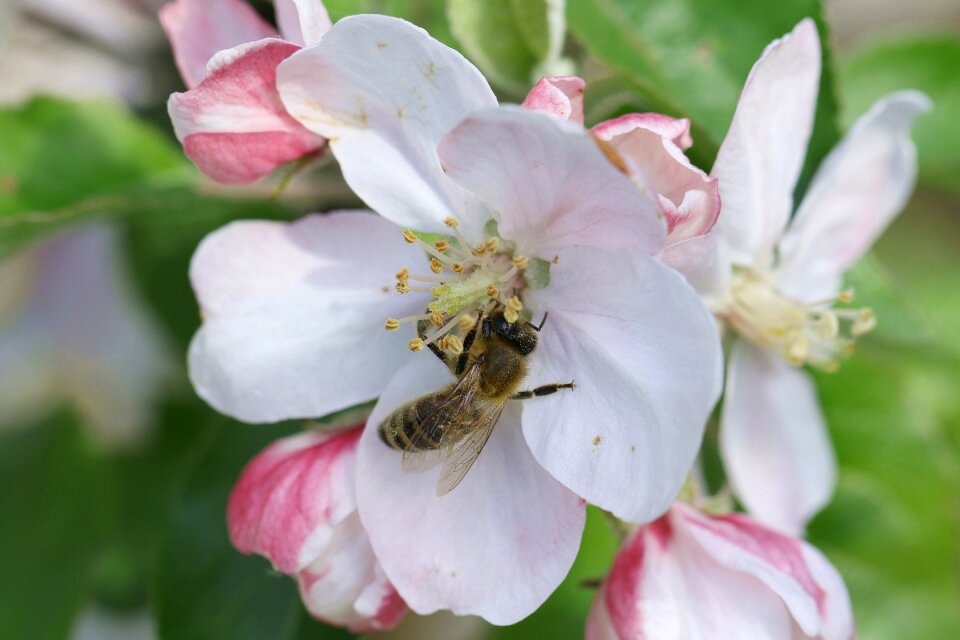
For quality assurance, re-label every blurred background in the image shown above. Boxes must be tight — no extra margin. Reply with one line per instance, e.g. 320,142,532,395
0,0,957,638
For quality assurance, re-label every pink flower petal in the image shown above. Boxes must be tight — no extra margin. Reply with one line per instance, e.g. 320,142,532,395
711,18,821,268
588,505,854,639
277,15,497,241
593,113,720,245
438,106,665,258
720,340,836,536
168,38,324,184
159,0,278,89
228,428,361,574
274,0,332,47
522,247,723,523
776,91,931,302
188,212,425,423
521,75,586,124
355,355,586,625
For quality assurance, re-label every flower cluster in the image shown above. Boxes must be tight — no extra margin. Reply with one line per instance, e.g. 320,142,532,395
163,1,927,636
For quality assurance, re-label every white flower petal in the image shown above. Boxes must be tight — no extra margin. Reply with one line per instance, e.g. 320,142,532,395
711,18,821,267
188,212,425,423
720,340,836,536
522,246,723,523
776,91,931,301
438,106,664,258
274,0,331,47
277,15,497,240
355,355,585,625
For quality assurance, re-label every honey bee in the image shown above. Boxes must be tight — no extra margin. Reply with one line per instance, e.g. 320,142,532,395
379,307,575,496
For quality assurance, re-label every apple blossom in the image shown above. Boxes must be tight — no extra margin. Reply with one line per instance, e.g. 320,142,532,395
228,425,406,632
187,15,722,624
160,0,328,183
690,18,930,535
0,224,171,447
586,502,854,639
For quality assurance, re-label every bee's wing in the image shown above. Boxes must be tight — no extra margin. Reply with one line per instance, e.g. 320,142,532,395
434,400,505,497
400,363,482,474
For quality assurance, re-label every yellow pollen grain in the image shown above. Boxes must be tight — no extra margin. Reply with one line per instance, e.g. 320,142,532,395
837,288,855,304
504,307,519,324
395,267,409,282
430,311,446,327
511,255,529,269
444,217,459,228
437,335,449,350
395,282,410,294
402,229,418,244
384,318,400,331
473,243,487,256
408,338,425,352
435,239,449,252
486,284,499,298
430,258,443,274
445,334,464,355
459,313,476,333
484,237,499,252
452,262,464,273
507,296,523,311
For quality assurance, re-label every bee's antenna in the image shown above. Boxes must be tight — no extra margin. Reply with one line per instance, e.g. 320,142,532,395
533,312,549,332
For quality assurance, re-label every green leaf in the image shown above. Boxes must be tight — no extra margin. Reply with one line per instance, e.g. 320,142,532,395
447,0,566,95
153,417,352,640
0,98,188,255
0,416,110,640
323,0,457,47
567,0,841,177
839,35,960,193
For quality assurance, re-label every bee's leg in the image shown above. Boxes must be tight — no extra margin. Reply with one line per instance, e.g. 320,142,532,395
455,310,485,375
417,317,449,366
512,381,576,400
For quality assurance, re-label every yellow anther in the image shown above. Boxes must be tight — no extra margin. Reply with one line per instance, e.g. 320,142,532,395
507,296,523,312
486,284,499,298
430,311,446,327
787,337,808,366
435,239,449,252
842,340,857,356
443,217,459,228
402,229,418,244
504,307,519,324
837,288,855,304
852,308,876,336
437,335,449,351
384,318,400,331
473,243,487,255
430,258,443,274
445,334,464,355
816,311,839,340
452,262,464,273
395,282,410,294
511,255,529,269
408,338,424,352
483,237,500,252
459,313,476,333
395,267,409,282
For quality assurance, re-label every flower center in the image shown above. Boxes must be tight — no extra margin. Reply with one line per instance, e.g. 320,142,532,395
723,269,876,372
384,217,529,355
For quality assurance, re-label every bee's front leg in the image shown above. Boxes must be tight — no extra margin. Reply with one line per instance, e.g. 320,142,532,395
511,382,576,400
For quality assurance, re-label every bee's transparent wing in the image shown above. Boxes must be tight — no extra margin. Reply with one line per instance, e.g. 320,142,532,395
401,364,482,474
435,401,504,497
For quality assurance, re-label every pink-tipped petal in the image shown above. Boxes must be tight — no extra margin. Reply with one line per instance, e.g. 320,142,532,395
228,428,362,574
188,212,425,423
438,106,665,258
521,76,586,124
168,39,324,184
159,0,278,88
711,18,821,267
776,91,931,301
355,356,585,625
522,247,723,523
720,340,837,536
593,113,720,245
274,0,331,47
277,15,497,241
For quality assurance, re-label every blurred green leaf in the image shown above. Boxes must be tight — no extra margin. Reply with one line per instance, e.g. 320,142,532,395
153,417,352,640
0,98,188,255
567,0,840,179
839,35,960,194
0,416,110,640
324,0,456,46
447,0,565,95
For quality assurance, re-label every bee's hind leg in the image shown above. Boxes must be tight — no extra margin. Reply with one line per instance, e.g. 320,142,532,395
512,382,576,400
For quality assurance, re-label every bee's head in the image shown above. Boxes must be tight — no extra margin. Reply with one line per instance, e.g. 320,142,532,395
483,309,539,355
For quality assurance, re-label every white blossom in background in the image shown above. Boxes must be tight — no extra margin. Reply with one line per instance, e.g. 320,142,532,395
685,18,929,535
0,224,172,448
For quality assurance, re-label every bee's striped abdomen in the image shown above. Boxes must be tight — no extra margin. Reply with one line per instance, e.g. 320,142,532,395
378,395,447,452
